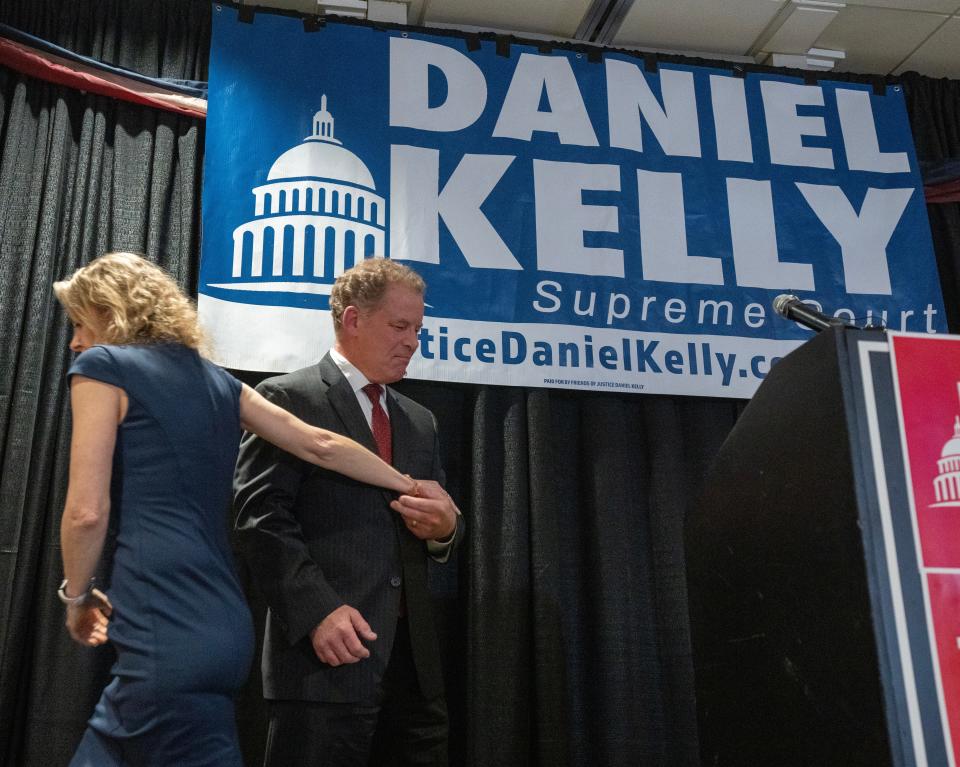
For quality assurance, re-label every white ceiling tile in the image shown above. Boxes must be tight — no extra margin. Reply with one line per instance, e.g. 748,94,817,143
252,0,960,81
842,0,960,12
895,16,960,78
812,6,948,75
420,0,593,39
612,0,783,56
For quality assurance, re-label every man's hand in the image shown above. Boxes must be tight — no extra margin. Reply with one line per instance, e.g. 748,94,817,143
309,605,378,666
65,588,112,647
390,480,459,541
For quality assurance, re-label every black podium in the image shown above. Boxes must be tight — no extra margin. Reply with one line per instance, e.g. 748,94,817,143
686,327,955,767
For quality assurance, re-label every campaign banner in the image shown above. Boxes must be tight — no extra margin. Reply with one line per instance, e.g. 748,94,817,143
199,6,946,397
888,333,960,765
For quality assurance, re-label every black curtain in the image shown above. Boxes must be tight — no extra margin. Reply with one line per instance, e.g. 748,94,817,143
901,73,960,333
0,1,210,763
1,2,959,766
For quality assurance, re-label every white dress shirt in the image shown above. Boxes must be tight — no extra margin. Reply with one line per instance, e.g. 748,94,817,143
329,347,386,430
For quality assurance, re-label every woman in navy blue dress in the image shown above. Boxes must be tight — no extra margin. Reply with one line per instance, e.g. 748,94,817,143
54,252,418,766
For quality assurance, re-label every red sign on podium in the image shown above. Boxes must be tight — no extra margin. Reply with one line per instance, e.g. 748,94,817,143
890,332,960,765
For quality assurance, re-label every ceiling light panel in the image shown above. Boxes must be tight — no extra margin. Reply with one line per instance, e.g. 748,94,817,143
763,6,840,54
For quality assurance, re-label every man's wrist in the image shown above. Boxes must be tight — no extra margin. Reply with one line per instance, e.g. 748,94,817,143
433,503,462,543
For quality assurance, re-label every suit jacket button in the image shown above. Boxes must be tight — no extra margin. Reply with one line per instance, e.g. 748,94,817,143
390,576,402,588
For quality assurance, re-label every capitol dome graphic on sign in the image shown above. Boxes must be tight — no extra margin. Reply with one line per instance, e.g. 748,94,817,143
207,95,386,301
932,410,960,507
198,96,390,373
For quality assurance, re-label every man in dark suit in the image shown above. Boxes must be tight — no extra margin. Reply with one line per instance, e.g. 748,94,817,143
234,259,463,767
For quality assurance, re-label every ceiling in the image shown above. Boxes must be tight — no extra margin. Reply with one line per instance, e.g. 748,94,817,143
252,0,960,79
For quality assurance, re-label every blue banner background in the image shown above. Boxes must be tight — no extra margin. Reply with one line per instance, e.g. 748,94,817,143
200,6,946,391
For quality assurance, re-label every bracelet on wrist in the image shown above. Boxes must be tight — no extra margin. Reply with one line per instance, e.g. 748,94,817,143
57,578,95,605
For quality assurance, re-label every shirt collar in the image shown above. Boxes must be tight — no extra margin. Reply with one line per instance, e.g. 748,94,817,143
329,347,371,396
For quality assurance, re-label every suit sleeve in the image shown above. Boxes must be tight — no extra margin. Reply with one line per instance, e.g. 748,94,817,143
233,381,342,644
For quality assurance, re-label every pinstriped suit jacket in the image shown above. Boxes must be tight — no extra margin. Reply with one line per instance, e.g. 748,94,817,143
233,353,461,703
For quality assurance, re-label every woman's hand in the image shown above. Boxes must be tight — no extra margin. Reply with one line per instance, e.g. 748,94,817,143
65,589,113,647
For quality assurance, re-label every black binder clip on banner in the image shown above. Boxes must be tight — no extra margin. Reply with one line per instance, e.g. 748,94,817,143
303,13,325,33
237,2,255,24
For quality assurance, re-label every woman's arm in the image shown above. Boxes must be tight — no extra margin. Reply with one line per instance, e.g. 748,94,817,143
61,376,121,644
239,384,416,495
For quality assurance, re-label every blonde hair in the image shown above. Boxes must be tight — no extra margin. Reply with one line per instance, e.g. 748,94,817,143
53,252,204,349
329,258,425,334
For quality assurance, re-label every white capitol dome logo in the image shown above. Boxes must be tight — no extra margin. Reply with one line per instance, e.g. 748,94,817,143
199,96,389,372
932,406,960,508
208,95,387,299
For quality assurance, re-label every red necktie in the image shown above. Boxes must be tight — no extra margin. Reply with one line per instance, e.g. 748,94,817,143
362,383,392,465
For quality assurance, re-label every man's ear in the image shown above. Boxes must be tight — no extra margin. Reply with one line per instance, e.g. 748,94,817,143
341,305,361,337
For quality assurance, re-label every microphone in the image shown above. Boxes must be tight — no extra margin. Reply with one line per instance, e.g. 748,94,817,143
772,294,852,332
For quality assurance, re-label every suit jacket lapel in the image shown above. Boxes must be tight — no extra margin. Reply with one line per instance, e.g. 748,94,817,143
318,354,380,457
386,388,416,478
320,355,404,505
